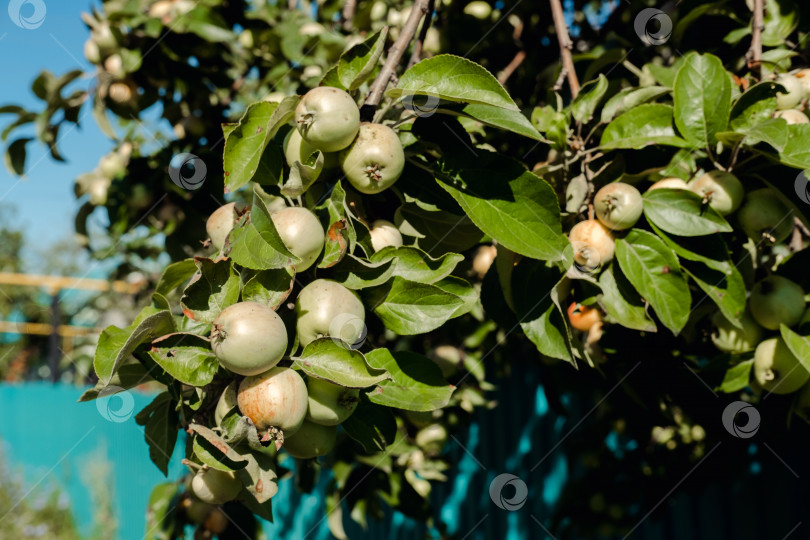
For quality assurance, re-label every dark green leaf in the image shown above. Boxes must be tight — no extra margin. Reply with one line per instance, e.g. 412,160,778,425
342,397,397,453
389,55,518,110
615,230,691,334
372,277,465,335
600,87,671,123
643,188,732,236
294,339,389,388
241,268,295,309
570,75,608,123
673,53,731,146
147,333,219,387
365,349,455,411
338,27,387,91
598,264,657,332
94,311,175,386
180,258,240,323
716,359,754,393
601,104,690,149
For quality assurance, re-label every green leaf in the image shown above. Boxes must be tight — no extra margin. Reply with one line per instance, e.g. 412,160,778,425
370,246,463,284
762,0,798,47
78,363,153,402
365,349,454,411
316,182,356,269
683,261,746,325
389,54,518,111
780,325,810,375
433,276,478,318
189,424,249,471
227,194,300,270
342,397,397,453
144,482,179,540
294,339,389,388
648,221,734,274
147,333,219,387
716,359,754,393
180,258,240,323
372,277,465,335
320,65,346,90
531,105,568,149
615,230,691,335
280,153,323,197
673,53,731,146
778,124,810,169
729,80,781,131
94,311,175,386
438,157,568,261
223,97,299,193
4,138,30,176
237,450,278,504
397,203,483,254
600,87,671,123
601,104,690,149
143,392,179,476
511,260,572,362
733,118,789,152
326,255,395,290
241,268,295,309
438,102,543,140
643,188,732,236
338,27,387,91
570,75,608,123
155,259,198,296
598,264,656,332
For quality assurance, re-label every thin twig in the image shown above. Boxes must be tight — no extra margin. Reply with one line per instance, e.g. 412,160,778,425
342,0,357,32
747,0,764,78
362,0,430,120
408,0,435,68
549,0,580,97
498,50,527,85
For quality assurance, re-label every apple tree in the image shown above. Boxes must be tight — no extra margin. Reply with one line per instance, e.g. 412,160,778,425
5,0,810,537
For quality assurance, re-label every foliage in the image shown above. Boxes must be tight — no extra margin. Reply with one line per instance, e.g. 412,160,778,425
6,0,810,538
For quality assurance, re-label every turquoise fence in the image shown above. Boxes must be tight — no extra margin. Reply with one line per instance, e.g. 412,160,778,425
0,363,806,539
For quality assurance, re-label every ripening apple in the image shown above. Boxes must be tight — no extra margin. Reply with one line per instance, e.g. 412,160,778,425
749,276,805,330
710,310,763,353
689,171,744,215
753,337,810,394
737,189,794,245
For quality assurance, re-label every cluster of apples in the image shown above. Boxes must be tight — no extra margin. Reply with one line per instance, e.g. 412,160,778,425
773,69,810,125
564,168,810,401
190,86,413,507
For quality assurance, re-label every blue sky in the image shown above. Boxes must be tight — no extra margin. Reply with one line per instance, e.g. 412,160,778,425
0,1,112,272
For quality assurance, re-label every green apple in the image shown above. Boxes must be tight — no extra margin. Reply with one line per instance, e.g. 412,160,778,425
737,189,794,245
295,279,365,347
237,367,309,435
211,302,288,376
749,276,805,330
191,469,242,505
753,337,810,394
306,377,359,426
710,310,763,353
594,182,643,230
689,171,744,215
283,421,337,459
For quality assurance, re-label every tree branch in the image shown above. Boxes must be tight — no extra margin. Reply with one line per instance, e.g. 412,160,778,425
342,0,357,32
746,0,764,78
362,0,429,120
549,0,579,98
498,50,526,85
408,0,435,68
